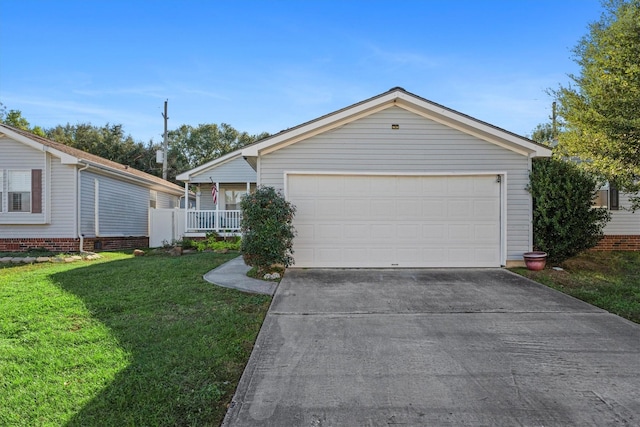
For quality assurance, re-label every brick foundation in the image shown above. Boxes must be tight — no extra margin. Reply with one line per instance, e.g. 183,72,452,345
591,235,640,251
0,236,150,253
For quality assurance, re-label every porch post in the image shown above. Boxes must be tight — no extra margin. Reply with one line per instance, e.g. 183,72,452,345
184,182,189,231
214,181,220,231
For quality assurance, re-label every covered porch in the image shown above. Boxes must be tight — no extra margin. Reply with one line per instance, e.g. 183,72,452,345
176,150,258,237
182,182,253,236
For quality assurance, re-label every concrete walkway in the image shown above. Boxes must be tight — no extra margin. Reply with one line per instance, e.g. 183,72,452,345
203,256,278,296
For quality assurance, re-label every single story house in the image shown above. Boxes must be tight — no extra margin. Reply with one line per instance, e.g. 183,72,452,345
592,183,640,251
176,149,256,236
179,87,639,266
0,124,185,252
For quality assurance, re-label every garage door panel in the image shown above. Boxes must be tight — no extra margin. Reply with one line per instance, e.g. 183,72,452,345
345,199,370,217
287,174,501,268
370,224,395,239
422,224,447,240
447,200,472,218
316,199,344,218
345,224,370,239
369,247,394,263
378,200,396,217
474,224,500,240
473,200,500,217
396,248,421,262
396,224,420,239
448,224,471,240
422,201,446,217
294,199,317,215
295,224,315,240
446,179,474,196
316,224,343,240
289,175,318,195
421,178,446,194
344,176,372,195
317,176,345,195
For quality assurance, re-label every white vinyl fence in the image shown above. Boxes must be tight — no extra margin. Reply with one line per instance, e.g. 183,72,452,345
149,208,185,248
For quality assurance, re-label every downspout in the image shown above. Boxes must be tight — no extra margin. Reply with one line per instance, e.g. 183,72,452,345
77,163,90,253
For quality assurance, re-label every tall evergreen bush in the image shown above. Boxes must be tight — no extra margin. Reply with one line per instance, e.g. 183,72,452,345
240,186,296,275
527,157,610,263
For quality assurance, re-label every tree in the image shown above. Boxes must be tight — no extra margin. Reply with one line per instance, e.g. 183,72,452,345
528,157,610,263
240,187,296,276
0,108,47,137
530,122,556,146
554,0,640,209
167,123,268,174
46,123,160,178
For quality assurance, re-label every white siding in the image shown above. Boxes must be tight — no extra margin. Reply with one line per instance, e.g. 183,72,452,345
0,138,77,236
157,191,178,209
80,170,149,237
259,107,532,261
605,194,640,235
191,156,256,183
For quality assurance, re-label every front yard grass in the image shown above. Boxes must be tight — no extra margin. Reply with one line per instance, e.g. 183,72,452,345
0,251,271,426
511,251,640,324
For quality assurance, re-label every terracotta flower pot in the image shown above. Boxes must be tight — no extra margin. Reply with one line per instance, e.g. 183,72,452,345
523,251,547,271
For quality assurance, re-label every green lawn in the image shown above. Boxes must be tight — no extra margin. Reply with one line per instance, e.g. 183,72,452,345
0,251,271,426
512,251,640,324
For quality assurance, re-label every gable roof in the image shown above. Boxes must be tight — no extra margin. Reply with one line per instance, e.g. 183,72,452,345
0,124,184,195
175,149,244,182
242,87,552,159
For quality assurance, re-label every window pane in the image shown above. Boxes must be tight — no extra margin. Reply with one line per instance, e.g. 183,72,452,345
8,171,31,212
8,170,31,191
9,192,31,212
150,190,157,208
592,190,608,208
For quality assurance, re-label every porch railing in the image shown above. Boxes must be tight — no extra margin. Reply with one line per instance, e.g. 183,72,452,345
186,210,242,232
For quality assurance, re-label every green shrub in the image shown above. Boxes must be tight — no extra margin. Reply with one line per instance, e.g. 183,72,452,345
527,157,610,263
240,186,296,275
193,234,241,252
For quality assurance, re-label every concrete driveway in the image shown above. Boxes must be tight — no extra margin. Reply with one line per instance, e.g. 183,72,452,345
223,269,640,426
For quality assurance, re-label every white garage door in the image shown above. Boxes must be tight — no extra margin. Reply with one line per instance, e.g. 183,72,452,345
287,174,502,268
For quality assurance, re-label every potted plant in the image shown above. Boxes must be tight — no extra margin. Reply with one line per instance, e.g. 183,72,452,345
523,251,547,271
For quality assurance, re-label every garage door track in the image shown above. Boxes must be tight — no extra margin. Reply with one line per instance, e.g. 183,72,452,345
223,269,640,426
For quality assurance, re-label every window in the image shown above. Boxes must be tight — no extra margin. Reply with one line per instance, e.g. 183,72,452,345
0,169,42,214
150,190,157,208
224,190,246,210
8,170,31,212
593,183,619,211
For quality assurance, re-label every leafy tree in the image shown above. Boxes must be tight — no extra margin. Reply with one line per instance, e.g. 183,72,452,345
240,187,296,276
2,109,30,130
530,122,557,146
168,123,268,173
527,157,610,263
0,107,47,137
553,0,640,209
46,123,160,177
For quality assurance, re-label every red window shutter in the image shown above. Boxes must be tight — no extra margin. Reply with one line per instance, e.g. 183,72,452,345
32,169,42,213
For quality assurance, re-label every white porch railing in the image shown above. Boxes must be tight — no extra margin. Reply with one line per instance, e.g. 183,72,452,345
186,210,242,232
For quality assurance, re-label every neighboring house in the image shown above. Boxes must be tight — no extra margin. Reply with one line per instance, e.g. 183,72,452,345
0,124,184,252
183,87,553,267
593,184,640,250
176,149,256,236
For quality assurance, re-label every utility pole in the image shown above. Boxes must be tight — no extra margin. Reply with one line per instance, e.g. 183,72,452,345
551,101,557,140
162,100,168,180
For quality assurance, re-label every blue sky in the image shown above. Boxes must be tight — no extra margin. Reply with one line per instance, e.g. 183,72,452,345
1,0,603,143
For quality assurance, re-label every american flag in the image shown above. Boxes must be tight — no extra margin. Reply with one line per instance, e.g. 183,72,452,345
211,183,218,205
